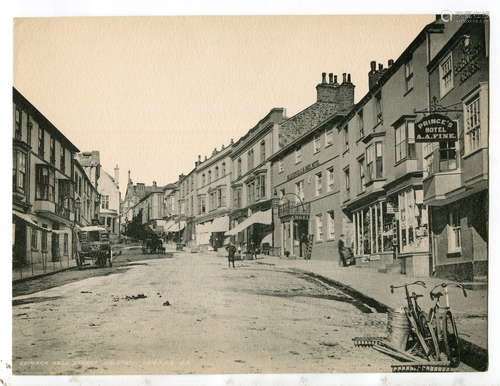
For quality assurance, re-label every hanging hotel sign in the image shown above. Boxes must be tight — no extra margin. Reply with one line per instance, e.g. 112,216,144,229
415,114,457,142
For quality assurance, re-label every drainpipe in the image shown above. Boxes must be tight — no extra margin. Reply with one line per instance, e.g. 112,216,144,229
426,29,435,276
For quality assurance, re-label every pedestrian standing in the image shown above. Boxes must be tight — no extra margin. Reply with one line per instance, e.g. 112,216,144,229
338,234,346,267
226,242,236,268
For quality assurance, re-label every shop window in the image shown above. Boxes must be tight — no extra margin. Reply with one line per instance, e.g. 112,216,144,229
465,95,481,153
64,233,68,255
404,59,414,92
35,165,55,201
313,135,321,153
325,128,334,147
354,201,393,256
31,229,38,250
15,107,22,139
398,188,428,254
13,150,27,194
295,146,302,163
327,211,335,240
315,214,323,242
41,228,48,252
395,120,416,163
327,167,335,192
315,172,322,196
439,53,454,97
448,207,461,253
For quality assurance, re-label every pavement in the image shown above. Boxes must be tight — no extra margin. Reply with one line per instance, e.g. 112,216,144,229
259,255,488,370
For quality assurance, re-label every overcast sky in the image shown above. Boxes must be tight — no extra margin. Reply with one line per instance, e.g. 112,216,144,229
14,15,434,194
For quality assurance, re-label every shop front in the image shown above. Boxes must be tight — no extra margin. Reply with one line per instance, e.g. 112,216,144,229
278,201,311,258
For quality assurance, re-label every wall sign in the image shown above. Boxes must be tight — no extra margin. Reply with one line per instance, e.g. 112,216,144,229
286,160,320,181
415,114,457,142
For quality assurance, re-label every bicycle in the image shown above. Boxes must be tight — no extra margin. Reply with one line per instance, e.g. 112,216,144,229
390,281,435,360
426,282,467,367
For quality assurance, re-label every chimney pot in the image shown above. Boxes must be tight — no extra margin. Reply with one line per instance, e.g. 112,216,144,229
378,63,383,71
370,61,376,72
334,75,338,84
347,73,351,83
388,59,394,67
328,73,333,84
321,72,327,84
342,73,346,83
198,154,201,161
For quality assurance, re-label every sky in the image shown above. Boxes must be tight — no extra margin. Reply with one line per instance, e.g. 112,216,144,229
14,15,434,195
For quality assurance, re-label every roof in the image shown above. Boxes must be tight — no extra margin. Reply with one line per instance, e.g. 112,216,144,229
13,87,80,153
279,102,341,148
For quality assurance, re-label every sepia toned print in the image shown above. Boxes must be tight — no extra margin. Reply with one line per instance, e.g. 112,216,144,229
12,14,488,375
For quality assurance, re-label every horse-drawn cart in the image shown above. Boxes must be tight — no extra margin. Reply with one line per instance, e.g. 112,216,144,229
77,226,113,267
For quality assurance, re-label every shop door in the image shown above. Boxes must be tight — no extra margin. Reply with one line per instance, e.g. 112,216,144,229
52,233,60,262
297,220,309,257
14,222,27,266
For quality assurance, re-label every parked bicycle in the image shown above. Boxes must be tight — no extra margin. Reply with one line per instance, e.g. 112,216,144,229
426,282,467,367
390,281,435,361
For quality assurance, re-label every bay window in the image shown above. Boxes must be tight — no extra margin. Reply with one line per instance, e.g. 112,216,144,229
35,165,55,201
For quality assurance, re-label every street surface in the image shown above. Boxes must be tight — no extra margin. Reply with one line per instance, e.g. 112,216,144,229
12,249,468,375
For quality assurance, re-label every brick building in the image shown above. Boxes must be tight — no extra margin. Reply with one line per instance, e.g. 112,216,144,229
269,73,355,261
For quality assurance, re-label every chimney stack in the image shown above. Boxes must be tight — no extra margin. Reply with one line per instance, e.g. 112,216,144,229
114,164,119,184
368,60,385,90
378,63,383,71
370,61,376,72
128,170,131,184
321,72,327,84
198,154,201,162
230,138,234,144
316,71,355,109
153,181,157,187
388,59,394,67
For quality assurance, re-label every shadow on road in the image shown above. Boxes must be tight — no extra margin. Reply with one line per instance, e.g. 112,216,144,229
13,295,63,306
12,252,175,298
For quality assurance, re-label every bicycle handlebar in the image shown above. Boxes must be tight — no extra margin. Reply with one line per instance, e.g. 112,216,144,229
429,282,467,300
390,280,426,294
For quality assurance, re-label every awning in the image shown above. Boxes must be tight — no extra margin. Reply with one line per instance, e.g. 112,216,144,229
225,209,272,236
261,232,272,245
211,216,229,232
164,220,176,231
167,221,186,232
52,229,71,234
13,211,50,232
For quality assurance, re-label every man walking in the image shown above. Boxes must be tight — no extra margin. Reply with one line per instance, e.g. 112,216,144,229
226,242,236,268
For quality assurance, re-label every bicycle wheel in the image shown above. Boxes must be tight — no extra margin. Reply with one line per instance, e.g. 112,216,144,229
443,311,460,367
419,313,440,361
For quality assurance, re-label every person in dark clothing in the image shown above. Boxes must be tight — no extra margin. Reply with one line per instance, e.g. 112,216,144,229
226,242,236,268
338,234,347,267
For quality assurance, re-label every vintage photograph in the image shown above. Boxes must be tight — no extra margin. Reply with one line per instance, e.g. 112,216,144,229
11,14,489,376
